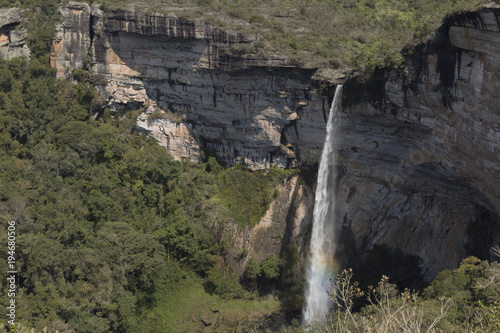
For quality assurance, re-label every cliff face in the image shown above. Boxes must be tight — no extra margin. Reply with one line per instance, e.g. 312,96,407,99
50,2,500,279
227,175,314,279
51,2,330,170
0,8,30,60
337,4,500,278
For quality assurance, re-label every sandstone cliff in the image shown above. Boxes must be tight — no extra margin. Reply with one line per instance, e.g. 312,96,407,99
337,4,500,278
0,7,30,60
50,2,500,279
51,2,331,170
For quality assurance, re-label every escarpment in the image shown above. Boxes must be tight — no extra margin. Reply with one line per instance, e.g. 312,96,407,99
50,2,500,279
337,4,500,278
51,2,331,171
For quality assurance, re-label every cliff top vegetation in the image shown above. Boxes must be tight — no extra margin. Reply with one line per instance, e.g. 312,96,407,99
1,0,495,76
95,0,494,76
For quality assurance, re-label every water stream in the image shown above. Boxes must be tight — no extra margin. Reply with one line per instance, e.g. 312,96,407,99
303,84,343,325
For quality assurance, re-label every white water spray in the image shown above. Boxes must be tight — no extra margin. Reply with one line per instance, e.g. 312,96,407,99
303,84,343,325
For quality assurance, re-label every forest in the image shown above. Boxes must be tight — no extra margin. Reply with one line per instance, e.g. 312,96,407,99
0,0,499,332
0,54,297,332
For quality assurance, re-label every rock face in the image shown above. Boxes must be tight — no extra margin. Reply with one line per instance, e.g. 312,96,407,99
51,2,330,170
50,3,500,279
0,8,30,60
51,2,93,72
230,175,314,277
337,5,500,278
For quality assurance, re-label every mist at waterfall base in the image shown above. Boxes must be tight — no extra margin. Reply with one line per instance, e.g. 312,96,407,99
302,85,343,325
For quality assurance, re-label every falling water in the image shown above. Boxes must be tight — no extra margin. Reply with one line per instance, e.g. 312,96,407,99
303,84,343,325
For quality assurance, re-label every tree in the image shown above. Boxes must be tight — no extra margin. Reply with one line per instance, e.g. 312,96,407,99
260,254,281,280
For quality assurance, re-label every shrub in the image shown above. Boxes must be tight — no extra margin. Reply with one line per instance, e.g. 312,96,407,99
244,257,261,280
260,254,281,280
249,14,265,24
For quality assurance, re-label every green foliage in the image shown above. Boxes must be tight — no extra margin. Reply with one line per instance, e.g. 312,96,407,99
249,14,265,24
216,166,272,226
325,257,500,332
94,0,490,73
0,53,296,331
245,257,261,280
72,69,107,86
204,263,246,299
421,257,500,331
260,254,281,280
240,257,260,292
279,247,305,311
0,34,299,329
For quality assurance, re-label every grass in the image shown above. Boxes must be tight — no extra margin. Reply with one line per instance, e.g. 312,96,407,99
216,167,274,227
148,272,281,332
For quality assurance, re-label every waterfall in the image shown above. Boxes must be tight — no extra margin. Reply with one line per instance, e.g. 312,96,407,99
303,84,343,325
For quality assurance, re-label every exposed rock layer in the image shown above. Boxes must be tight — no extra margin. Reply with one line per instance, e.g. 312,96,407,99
0,8,30,60
229,175,314,278
50,3,500,279
51,2,93,72
338,6,500,278
51,2,328,170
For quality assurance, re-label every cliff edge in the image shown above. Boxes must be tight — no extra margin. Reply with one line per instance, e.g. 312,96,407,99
51,2,333,170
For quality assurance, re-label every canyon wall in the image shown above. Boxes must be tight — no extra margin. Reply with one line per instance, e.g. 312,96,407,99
337,4,500,278
228,175,314,278
51,2,330,170
50,2,500,279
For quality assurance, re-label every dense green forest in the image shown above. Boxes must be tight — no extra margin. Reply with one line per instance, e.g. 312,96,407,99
0,55,297,332
0,2,296,332
0,56,283,330
1,0,500,332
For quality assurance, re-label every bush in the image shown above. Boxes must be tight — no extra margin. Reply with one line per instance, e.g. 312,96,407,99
325,257,500,332
244,257,260,280
260,255,281,280
249,15,265,24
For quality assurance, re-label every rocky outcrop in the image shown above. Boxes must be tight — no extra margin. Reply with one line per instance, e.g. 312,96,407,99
0,8,30,60
51,2,331,169
336,4,500,278
51,2,93,73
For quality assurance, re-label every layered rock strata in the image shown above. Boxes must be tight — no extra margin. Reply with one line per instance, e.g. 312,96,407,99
337,5,500,278
51,2,330,170
50,2,500,278
0,8,30,60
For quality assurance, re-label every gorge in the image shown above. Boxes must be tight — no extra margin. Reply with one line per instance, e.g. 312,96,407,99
1,1,500,331
49,1,500,280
